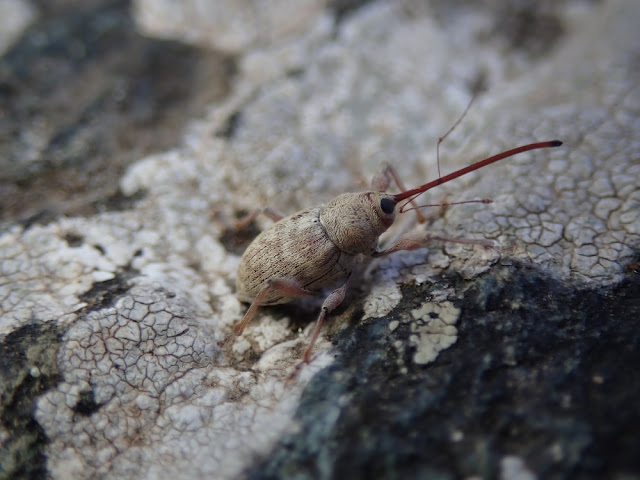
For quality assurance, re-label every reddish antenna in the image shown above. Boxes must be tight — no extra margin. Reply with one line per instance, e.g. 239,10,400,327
436,96,476,179
393,140,562,208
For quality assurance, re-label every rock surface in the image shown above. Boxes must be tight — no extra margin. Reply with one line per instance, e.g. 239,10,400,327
1,1,639,479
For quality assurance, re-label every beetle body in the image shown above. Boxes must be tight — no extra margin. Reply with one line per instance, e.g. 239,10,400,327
236,192,396,305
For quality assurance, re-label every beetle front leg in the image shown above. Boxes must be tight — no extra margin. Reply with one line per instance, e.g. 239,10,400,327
302,279,350,364
372,232,496,257
288,280,349,381
233,207,285,230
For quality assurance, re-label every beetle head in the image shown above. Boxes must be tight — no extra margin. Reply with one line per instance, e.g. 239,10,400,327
319,192,397,255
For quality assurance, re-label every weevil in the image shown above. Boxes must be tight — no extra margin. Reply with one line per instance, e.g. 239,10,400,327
226,140,562,366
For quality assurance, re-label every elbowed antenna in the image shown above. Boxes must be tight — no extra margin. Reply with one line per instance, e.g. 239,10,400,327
393,140,563,204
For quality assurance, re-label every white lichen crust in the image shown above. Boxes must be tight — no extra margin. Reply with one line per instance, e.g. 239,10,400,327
35,285,314,480
409,301,460,365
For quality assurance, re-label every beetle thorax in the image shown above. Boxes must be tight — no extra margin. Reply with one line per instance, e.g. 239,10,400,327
319,192,395,255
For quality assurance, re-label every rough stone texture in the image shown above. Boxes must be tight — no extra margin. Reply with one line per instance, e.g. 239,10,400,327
0,322,62,480
134,0,330,53
1,0,639,479
0,0,233,228
0,0,36,55
249,266,640,479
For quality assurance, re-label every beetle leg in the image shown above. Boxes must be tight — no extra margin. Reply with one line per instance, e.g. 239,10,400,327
370,164,394,192
221,278,313,346
302,279,350,364
372,232,496,257
233,207,286,230
288,280,350,381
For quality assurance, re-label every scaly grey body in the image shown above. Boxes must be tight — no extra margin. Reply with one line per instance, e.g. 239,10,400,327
236,206,356,305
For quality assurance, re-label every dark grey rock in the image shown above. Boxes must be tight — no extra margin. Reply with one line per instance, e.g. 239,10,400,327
0,0,233,228
248,263,640,479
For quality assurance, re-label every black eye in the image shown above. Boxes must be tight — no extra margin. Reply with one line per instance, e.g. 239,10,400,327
380,198,395,214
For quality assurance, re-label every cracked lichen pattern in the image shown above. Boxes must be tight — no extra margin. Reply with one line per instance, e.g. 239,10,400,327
35,286,308,479
0,214,178,335
0,217,142,335
1,0,639,478
470,91,640,283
